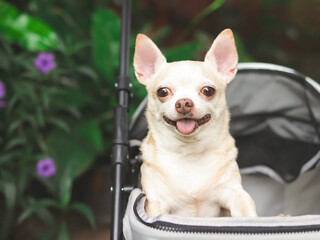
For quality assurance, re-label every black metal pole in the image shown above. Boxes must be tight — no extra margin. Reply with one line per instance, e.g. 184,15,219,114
111,0,131,239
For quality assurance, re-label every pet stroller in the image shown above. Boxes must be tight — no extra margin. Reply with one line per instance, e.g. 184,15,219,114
111,1,320,239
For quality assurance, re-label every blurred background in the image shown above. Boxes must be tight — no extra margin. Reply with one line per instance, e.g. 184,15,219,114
0,0,319,239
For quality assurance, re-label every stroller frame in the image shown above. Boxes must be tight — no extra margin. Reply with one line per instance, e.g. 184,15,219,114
111,0,132,239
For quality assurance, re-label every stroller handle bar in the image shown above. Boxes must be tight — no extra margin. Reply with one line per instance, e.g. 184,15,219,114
111,0,132,240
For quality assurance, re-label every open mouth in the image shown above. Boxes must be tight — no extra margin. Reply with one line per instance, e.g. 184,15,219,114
163,114,211,135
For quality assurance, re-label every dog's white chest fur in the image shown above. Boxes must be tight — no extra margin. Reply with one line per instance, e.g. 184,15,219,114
159,148,222,193
141,133,239,217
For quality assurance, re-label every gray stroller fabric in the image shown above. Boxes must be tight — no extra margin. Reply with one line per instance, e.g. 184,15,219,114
242,168,320,216
124,168,320,239
227,64,320,183
123,174,320,240
227,70,320,143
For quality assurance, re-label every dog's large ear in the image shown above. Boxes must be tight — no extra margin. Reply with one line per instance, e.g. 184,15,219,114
204,29,238,84
133,34,166,86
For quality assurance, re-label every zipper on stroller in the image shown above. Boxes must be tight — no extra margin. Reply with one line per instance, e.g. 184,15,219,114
133,193,320,235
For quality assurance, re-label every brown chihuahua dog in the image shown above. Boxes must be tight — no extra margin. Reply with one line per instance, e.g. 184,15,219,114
133,29,257,218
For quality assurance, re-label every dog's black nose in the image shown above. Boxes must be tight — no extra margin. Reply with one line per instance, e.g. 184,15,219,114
175,98,194,115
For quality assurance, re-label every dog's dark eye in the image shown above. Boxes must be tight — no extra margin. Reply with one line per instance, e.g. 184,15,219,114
201,87,216,98
157,87,171,99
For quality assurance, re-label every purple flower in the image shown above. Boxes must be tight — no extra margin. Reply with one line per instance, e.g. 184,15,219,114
37,158,56,178
34,53,56,74
0,80,7,108
0,81,5,99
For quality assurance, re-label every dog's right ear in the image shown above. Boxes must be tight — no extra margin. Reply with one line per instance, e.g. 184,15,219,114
133,34,166,86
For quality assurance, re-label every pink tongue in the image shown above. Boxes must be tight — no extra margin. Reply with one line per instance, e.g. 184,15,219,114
176,119,196,134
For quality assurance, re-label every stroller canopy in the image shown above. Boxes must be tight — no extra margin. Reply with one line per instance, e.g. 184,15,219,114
129,62,320,184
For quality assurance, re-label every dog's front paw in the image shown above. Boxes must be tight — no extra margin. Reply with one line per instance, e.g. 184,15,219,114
229,195,257,217
231,206,257,217
223,189,257,217
145,200,164,217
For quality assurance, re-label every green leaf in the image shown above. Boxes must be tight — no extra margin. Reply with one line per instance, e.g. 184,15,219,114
8,119,22,135
69,41,91,55
57,39,91,56
37,133,48,152
32,205,55,227
0,170,16,210
92,10,120,82
76,65,99,82
57,221,69,240
59,175,72,208
61,106,82,119
75,120,103,152
48,131,93,179
41,86,51,110
36,106,45,128
0,2,59,51
0,151,21,165
1,181,16,209
4,137,25,151
70,202,95,227
0,48,10,71
8,91,24,111
18,199,58,224
23,113,38,126
1,181,16,210
0,170,16,240
47,120,102,179
57,87,90,109
47,117,71,133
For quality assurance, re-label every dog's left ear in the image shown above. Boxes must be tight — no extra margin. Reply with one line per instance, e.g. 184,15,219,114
204,29,238,84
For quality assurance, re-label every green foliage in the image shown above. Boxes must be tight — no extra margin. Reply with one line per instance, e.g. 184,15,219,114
18,199,58,224
93,9,120,82
47,121,103,179
57,222,68,240
69,202,96,227
0,2,99,237
0,2,59,51
0,169,16,240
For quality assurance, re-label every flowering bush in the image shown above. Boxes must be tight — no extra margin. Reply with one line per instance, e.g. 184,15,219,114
0,2,105,239
0,42,99,238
